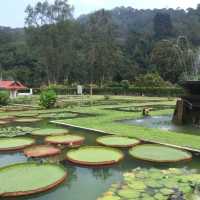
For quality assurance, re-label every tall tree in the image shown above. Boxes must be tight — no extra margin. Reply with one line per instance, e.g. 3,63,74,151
154,12,173,39
25,0,74,84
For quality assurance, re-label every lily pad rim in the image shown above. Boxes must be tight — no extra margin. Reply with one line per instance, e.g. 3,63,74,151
0,162,67,197
0,137,36,151
66,146,124,166
23,144,61,158
45,134,85,145
14,118,42,123
96,136,141,148
129,144,192,163
31,128,69,136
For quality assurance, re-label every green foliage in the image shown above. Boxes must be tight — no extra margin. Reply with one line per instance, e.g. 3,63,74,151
120,80,130,90
39,90,57,109
0,91,10,106
135,73,170,87
1,4,200,86
154,12,174,39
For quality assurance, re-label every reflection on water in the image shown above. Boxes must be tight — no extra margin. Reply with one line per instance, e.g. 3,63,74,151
1,119,200,200
123,115,200,135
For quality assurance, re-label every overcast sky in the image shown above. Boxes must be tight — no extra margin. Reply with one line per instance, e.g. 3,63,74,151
0,0,199,28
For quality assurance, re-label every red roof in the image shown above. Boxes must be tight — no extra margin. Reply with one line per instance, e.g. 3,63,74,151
0,81,27,90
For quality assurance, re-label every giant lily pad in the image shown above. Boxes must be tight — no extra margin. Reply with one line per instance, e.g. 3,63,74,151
0,137,35,151
38,112,77,119
0,120,10,125
129,144,192,163
14,113,38,118
66,146,124,166
32,128,69,136
24,145,61,158
0,163,67,197
45,135,85,146
14,118,41,123
97,136,140,148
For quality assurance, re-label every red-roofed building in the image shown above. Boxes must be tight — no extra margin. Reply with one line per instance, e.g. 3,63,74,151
0,81,27,98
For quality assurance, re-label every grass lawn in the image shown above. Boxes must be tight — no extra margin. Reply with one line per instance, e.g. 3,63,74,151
53,96,200,151
1,95,200,151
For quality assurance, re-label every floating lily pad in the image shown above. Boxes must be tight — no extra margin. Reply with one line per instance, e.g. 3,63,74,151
66,146,124,166
0,116,15,121
38,112,77,119
32,128,69,136
14,118,41,123
0,137,35,151
45,135,85,146
0,163,67,197
97,136,140,148
24,145,61,158
15,113,38,118
0,120,10,125
129,144,192,163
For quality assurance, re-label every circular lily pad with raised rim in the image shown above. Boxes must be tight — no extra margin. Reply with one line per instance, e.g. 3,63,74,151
0,137,35,151
32,128,69,136
24,145,61,158
15,113,38,118
0,163,67,197
0,120,10,125
129,144,192,163
97,136,140,148
66,146,124,166
14,118,41,123
38,112,77,119
45,135,85,146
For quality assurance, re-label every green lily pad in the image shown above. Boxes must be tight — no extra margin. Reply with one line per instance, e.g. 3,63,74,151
0,120,10,125
38,112,77,119
118,188,140,198
98,196,120,200
32,128,69,136
66,146,124,166
15,113,38,118
0,137,35,151
97,136,140,148
45,134,85,145
14,118,41,123
160,188,174,195
0,163,67,197
129,144,192,163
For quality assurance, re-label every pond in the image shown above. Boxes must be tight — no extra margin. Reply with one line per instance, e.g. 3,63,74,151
122,115,200,135
0,118,200,200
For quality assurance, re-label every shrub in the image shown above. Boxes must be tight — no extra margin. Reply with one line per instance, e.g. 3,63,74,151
0,91,10,106
121,80,130,90
39,89,57,109
135,73,171,87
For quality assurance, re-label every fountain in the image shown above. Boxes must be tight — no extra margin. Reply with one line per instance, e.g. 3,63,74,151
172,81,200,125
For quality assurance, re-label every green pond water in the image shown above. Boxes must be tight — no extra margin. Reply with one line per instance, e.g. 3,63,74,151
123,115,200,135
0,118,200,200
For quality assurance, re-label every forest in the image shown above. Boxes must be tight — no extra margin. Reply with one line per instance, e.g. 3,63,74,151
1,0,200,88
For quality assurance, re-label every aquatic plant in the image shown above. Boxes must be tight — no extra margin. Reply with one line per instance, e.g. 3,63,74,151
129,144,192,163
97,136,140,148
0,163,67,197
98,168,200,200
66,146,124,166
0,126,35,138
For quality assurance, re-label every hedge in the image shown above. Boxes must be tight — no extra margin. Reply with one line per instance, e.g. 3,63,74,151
33,87,184,97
